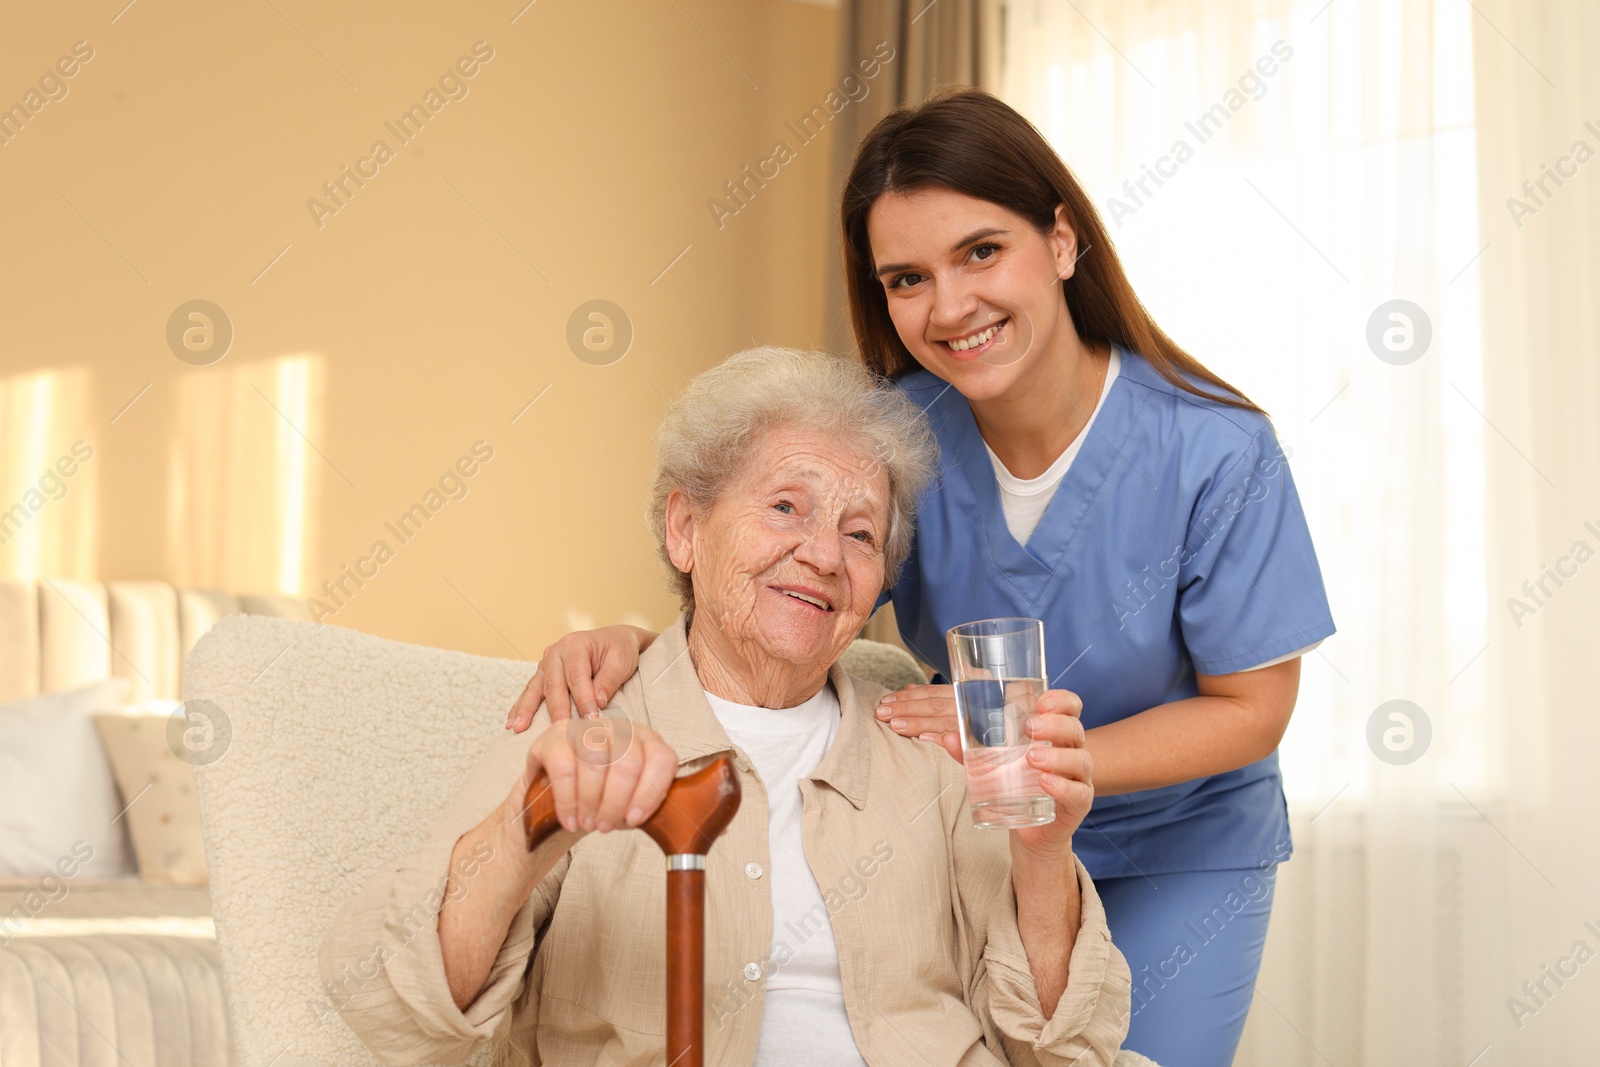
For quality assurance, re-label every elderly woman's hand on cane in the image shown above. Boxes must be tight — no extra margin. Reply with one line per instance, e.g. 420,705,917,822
438,717,679,1010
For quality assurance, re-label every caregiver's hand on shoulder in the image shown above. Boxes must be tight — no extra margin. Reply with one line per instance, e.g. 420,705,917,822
875,684,959,747
511,715,679,836
505,625,659,731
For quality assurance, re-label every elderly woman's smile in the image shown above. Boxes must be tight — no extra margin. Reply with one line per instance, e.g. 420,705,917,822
667,425,890,704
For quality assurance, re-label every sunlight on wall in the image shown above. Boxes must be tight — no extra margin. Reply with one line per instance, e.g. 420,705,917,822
272,358,312,596
166,354,324,596
0,367,97,581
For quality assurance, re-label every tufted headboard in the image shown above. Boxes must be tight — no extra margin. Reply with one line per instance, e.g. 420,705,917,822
0,578,309,704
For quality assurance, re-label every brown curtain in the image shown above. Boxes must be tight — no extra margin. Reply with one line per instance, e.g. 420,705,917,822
827,0,999,656
825,0,1000,356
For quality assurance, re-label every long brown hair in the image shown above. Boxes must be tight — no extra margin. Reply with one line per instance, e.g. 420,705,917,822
841,87,1262,414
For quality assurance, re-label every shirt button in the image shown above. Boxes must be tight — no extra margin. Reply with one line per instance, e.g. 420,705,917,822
744,862,763,880
743,962,762,982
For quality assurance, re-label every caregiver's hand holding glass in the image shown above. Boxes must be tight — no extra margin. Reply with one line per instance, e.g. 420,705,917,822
951,617,1061,831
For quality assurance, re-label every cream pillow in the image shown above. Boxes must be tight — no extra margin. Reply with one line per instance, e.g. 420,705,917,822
93,704,209,885
0,679,136,879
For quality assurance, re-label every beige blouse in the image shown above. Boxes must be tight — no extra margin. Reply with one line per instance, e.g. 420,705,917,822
318,615,1131,1065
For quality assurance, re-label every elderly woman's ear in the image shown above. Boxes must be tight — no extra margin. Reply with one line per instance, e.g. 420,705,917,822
663,488,697,577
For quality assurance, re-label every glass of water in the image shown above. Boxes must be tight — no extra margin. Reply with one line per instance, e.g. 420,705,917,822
946,617,1056,830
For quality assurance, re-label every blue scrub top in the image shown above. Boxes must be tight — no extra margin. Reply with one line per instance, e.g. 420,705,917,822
883,345,1336,879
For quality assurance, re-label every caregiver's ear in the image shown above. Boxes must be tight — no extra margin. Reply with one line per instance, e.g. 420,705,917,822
664,488,698,575
1049,203,1082,281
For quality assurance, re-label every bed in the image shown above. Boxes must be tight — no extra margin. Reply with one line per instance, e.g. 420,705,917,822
0,578,308,1067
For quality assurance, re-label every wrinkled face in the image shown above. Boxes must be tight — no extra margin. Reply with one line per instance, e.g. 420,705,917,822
672,424,890,670
867,187,1079,402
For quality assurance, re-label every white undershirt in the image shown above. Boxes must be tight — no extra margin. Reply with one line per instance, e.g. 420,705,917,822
703,685,867,1067
980,348,1320,671
984,347,1122,547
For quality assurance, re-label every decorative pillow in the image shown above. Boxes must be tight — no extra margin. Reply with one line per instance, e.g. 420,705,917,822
0,679,136,879
93,704,208,885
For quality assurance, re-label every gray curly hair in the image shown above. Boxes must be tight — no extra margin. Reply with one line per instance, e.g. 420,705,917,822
647,346,939,609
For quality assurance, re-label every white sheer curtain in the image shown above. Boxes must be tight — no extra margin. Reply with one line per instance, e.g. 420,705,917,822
1001,0,1599,1062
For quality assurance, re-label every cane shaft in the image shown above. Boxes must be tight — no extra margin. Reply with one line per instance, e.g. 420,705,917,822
666,867,706,1067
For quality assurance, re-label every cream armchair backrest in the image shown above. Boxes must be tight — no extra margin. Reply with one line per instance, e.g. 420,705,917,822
187,615,512,1066
0,577,308,703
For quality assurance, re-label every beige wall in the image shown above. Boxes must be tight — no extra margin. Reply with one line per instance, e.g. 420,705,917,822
0,0,843,660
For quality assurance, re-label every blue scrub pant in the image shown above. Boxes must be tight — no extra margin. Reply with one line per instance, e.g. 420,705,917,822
1095,866,1277,1067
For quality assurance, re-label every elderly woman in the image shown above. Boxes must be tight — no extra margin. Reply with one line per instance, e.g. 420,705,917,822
318,346,1131,1065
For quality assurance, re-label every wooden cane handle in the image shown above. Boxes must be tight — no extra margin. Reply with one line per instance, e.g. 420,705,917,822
521,754,742,856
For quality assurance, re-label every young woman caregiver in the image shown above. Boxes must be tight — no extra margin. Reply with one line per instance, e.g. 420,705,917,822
505,89,1335,1067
